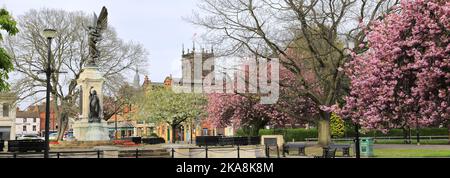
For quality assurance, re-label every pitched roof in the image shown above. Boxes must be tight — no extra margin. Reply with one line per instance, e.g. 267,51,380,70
16,111,39,118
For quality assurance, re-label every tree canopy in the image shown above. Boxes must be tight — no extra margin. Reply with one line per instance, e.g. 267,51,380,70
0,8,19,91
337,0,450,132
135,88,207,141
5,9,148,140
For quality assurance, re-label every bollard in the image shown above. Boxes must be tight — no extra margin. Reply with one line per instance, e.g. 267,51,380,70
205,145,208,159
57,152,60,159
97,150,101,158
237,145,240,158
277,146,280,158
136,149,139,158
171,148,175,158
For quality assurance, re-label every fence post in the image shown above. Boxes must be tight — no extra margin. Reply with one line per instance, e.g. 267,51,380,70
57,152,60,159
205,145,208,159
265,145,269,158
97,150,101,158
276,146,280,158
136,149,139,158
13,153,17,158
171,148,175,158
237,145,240,158
282,144,286,157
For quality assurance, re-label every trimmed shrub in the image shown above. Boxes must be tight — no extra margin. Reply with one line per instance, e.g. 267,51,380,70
330,113,345,138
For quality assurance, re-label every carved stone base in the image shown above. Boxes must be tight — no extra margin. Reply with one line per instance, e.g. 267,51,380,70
73,119,110,141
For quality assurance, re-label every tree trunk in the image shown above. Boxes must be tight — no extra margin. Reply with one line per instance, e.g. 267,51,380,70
448,123,450,144
171,125,177,144
318,119,331,146
57,112,69,141
402,127,409,144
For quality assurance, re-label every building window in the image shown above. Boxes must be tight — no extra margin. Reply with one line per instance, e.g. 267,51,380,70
23,125,27,132
23,118,27,123
33,125,37,131
203,128,208,136
2,104,9,117
33,118,36,123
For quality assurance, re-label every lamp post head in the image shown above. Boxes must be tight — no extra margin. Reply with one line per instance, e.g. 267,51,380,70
43,29,57,39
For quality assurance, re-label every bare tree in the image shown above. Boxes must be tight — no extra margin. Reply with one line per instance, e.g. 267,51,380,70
189,0,399,145
4,9,148,140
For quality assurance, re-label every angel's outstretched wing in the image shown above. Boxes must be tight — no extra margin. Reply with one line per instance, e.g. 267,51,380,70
96,6,108,31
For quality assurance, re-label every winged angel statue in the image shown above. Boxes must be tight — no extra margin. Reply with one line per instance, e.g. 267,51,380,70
87,6,108,67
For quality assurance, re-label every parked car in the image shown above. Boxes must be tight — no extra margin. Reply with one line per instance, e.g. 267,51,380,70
17,134,44,141
63,133,75,141
49,133,58,141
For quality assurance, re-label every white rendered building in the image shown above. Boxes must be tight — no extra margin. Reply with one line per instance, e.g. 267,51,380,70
15,111,40,137
0,93,17,140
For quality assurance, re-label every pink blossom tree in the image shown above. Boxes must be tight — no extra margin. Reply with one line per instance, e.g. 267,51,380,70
206,67,318,135
339,0,449,137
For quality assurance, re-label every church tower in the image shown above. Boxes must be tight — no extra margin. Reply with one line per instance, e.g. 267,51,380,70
181,42,215,88
133,68,140,89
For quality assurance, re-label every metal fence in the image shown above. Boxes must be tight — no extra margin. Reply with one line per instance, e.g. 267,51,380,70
305,135,449,142
0,150,103,158
170,145,278,158
0,149,170,158
195,136,261,147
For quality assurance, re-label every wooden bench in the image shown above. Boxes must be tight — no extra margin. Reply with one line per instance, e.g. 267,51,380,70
283,143,306,156
326,144,351,157
314,148,337,158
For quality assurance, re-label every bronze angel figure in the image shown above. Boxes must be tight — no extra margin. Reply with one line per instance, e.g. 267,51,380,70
87,6,108,67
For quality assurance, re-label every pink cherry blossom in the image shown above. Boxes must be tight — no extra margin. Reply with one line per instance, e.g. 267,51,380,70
338,0,450,131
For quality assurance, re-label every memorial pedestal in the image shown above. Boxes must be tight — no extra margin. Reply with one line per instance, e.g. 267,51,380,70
73,66,109,141
73,119,110,141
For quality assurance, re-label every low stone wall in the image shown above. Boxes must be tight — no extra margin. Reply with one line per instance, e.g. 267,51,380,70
172,146,265,158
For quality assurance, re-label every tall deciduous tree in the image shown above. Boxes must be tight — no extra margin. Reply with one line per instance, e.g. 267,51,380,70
103,84,139,122
0,8,19,91
338,0,449,137
189,0,399,145
206,66,317,135
4,9,148,140
135,88,207,143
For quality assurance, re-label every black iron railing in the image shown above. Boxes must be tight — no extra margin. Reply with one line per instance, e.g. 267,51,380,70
195,136,261,147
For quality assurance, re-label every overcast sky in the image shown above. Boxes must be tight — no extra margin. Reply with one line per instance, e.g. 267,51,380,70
1,0,204,83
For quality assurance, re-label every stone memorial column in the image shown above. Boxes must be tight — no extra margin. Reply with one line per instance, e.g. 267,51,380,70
73,66,110,141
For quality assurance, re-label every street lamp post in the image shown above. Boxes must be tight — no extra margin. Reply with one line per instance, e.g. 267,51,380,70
43,29,57,158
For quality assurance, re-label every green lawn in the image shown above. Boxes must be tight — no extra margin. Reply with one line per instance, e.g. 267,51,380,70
373,140,449,145
284,145,450,158
332,140,449,145
374,149,450,158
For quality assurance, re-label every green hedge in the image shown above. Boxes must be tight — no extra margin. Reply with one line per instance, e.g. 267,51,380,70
259,128,448,141
344,128,449,137
259,128,318,142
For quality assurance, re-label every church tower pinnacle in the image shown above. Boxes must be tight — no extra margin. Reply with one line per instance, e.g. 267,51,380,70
133,67,140,89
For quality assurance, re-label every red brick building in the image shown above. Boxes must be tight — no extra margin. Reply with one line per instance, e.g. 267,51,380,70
26,101,60,136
